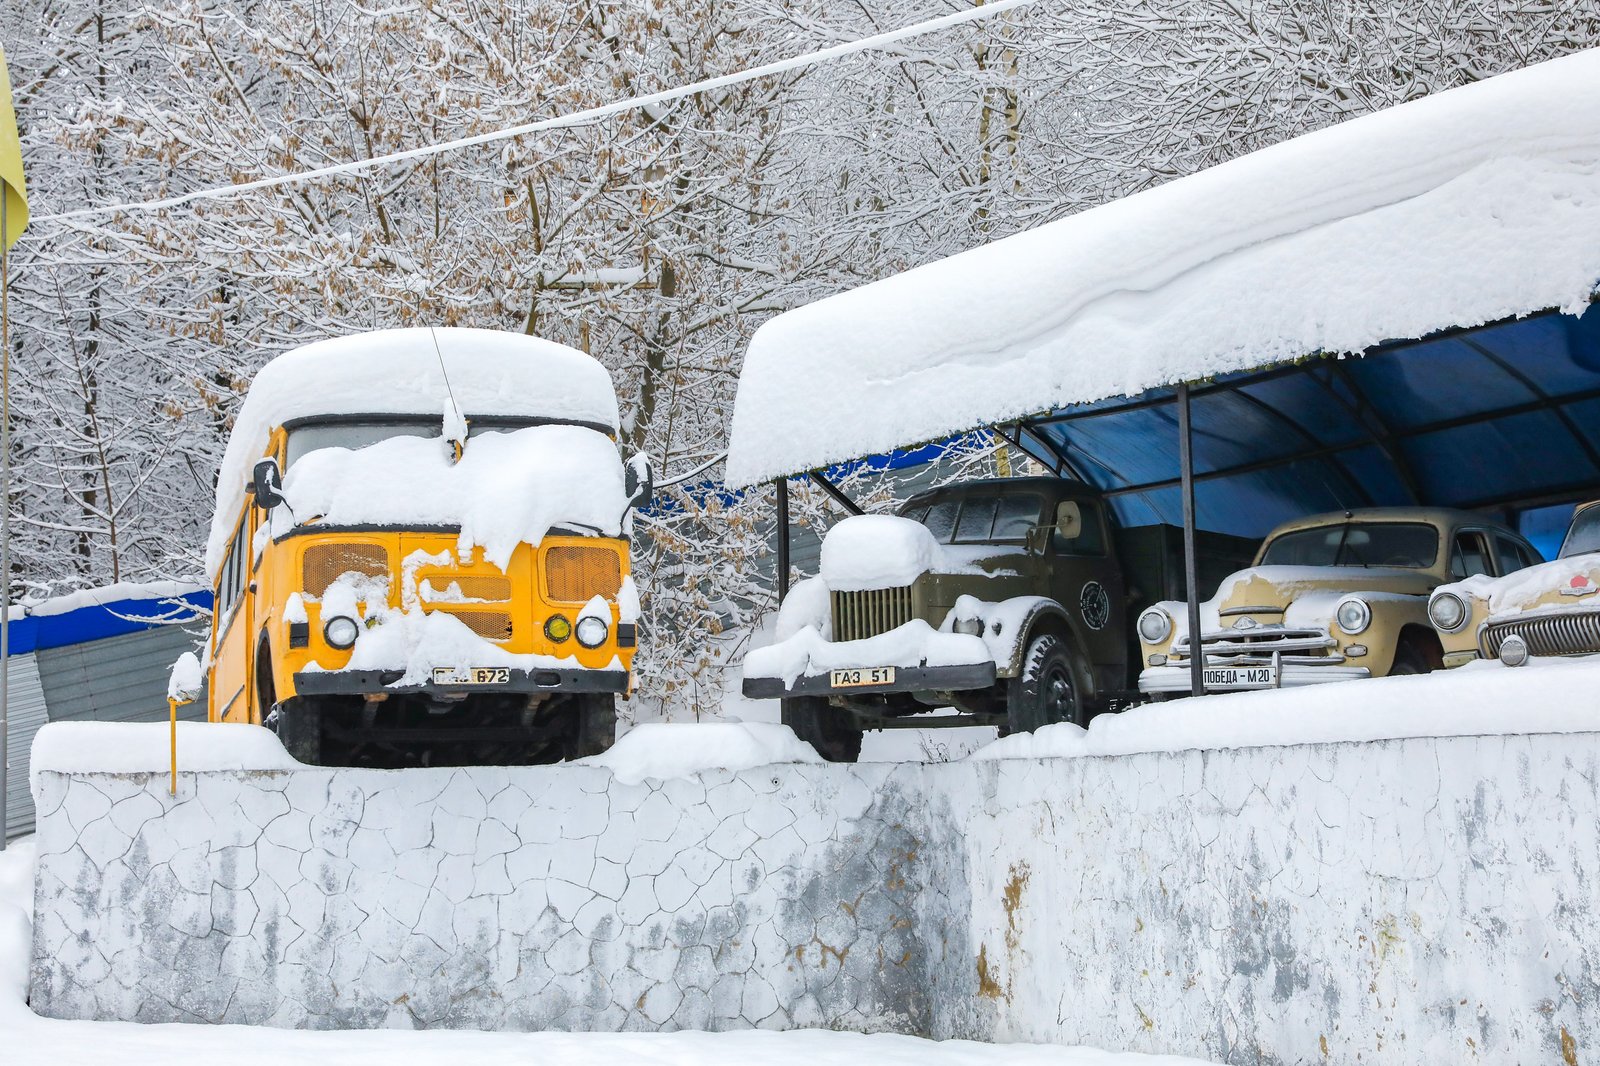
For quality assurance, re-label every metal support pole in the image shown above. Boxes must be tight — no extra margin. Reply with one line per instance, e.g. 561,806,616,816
1177,383,1204,699
2,196,10,849
774,477,790,602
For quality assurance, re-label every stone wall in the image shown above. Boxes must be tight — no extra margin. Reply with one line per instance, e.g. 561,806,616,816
29,732,1600,1064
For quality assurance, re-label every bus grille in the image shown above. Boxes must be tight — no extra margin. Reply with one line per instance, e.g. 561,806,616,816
436,609,514,642
419,574,512,602
831,586,913,643
303,543,389,597
1481,610,1600,658
545,545,623,603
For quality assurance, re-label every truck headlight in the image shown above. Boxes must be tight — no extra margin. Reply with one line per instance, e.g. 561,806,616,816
952,615,985,637
1137,607,1171,644
323,615,360,649
1334,597,1371,636
576,616,609,648
1428,592,1468,633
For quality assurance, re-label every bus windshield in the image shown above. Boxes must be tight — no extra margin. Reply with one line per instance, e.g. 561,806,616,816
285,418,549,469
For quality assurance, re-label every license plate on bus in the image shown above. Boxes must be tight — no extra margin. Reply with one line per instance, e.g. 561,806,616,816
830,666,896,688
432,666,511,686
1203,665,1277,689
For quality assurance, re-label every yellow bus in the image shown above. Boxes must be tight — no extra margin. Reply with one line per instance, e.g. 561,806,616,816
203,328,648,766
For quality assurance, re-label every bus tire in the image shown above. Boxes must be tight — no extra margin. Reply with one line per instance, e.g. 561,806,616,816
782,696,864,763
276,698,323,765
566,694,617,760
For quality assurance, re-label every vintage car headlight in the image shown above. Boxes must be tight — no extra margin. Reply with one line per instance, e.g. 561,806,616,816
1137,607,1172,645
952,615,985,637
576,615,609,648
1428,592,1468,633
323,615,360,649
1334,597,1371,636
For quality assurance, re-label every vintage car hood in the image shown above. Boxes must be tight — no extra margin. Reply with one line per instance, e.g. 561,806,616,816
1214,565,1436,613
1439,553,1600,615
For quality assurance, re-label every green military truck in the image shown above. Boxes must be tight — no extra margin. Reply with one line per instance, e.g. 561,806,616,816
741,476,1256,760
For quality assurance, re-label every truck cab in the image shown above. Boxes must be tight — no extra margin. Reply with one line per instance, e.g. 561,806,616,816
742,476,1255,759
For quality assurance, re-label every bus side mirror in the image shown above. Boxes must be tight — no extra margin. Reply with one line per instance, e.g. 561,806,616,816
251,458,285,511
625,453,654,510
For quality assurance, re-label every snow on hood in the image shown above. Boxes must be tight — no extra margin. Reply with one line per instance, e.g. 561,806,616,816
818,513,1002,591
1213,565,1435,606
727,50,1600,487
1440,552,1600,615
278,424,628,571
206,328,620,578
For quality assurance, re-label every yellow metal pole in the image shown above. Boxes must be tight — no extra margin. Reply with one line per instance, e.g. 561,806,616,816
169,697,178,795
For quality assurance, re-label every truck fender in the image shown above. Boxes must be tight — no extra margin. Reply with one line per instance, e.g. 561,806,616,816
961,596,1078,678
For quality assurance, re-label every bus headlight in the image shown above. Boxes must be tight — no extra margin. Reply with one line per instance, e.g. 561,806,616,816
576,616,609,648
1137,607,1172,645
1335,597,1371,636
1428,592,1468,633
544,615,572,643
323,615,360,649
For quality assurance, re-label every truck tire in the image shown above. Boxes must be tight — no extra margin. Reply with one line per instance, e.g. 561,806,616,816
565,694,618,760
1007,632,1083,734
275,698,323,765
782,696,864,763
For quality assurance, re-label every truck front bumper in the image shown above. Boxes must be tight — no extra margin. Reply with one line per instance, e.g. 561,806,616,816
294,668,629,697
743,662,997,700
1138,663,1371,694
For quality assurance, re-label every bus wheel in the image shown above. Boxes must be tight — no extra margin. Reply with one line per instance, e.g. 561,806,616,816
274,698,323,765
782,696,863,763
564,694,618,760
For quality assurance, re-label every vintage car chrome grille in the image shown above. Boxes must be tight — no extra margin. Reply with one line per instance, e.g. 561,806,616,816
831,586,913,643
1480,609,1600,658
1172,626,1340,665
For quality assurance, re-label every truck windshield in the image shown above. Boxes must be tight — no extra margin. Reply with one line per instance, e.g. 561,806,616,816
900,494,1043,545
285,418,543,469
1560,506,1600,559
1258,522,1439,569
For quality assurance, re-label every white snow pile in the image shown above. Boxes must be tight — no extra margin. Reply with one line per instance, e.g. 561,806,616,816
167,651,203,701
1150,564,1432,645
278,424,628,571
29,722,301,787
579,722,823,784
727,50,1600,486
22,580,206,617
207,328,621,577
820,515,942,591
972,653,1600,761
0,839,1208,1066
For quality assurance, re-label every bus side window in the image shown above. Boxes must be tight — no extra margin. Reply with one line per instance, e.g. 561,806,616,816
219,516,249,620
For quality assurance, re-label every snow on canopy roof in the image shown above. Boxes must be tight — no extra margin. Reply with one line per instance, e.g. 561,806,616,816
205,328,619,578
726,49,1600,489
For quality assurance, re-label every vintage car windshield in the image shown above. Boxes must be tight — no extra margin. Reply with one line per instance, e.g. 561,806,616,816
1560,506,1600,559
900,494,1044,545
285,418,543,469
1259,522,1440,569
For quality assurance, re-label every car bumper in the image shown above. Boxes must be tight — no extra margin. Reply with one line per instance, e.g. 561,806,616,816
742,662,997,700
294,668,629,697
1138,663,1372,694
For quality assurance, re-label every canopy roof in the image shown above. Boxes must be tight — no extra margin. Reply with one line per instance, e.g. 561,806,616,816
726,50,1600,510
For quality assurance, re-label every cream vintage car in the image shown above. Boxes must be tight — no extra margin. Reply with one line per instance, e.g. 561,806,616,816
1429,500,1600,668
1137,508,1540,695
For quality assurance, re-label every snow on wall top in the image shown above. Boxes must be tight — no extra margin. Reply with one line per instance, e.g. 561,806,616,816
206,328,620,578
726,50,1600,488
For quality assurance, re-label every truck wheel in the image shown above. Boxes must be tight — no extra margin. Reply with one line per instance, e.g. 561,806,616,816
1007,632,1083,734
565,694,618,759
782,696,864,763
274,699,323,765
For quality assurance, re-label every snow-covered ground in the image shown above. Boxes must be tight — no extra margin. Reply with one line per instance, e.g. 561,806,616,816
0,840,1210,1065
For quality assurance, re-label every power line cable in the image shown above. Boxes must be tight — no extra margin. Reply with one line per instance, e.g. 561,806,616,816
33,0,1044,226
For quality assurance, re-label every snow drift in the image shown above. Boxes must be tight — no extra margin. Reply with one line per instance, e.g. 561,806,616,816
727,50,1600,486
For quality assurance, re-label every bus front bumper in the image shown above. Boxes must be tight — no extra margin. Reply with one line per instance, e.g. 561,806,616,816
294,668,629,697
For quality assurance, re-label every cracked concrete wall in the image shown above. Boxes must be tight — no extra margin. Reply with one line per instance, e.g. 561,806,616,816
28,732,1600,1065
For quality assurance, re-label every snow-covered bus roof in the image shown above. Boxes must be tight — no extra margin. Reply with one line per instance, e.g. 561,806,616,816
726,50,1600,490
205,328,620,577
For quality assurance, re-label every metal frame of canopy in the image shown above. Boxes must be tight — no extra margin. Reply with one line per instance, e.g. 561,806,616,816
771,299,1600,698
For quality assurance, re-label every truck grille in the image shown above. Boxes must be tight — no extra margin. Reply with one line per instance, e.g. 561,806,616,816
1173,626,1340,666
831,586,913,643
1481,610,1600,658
